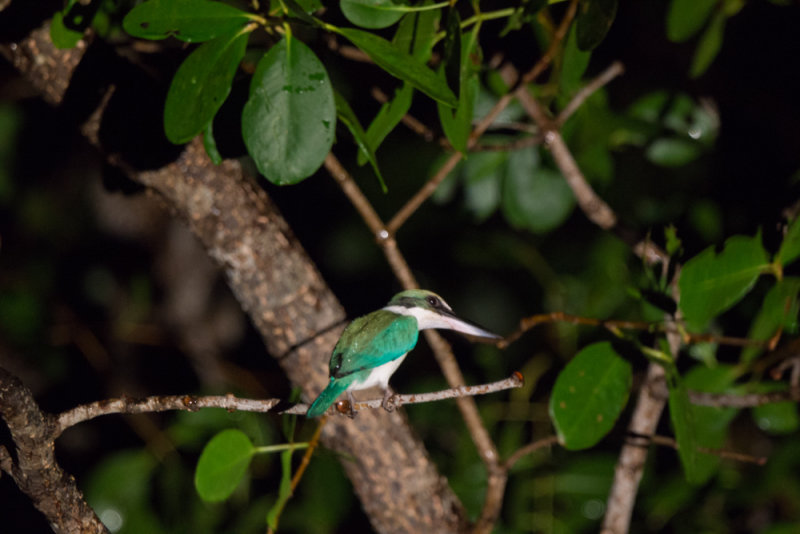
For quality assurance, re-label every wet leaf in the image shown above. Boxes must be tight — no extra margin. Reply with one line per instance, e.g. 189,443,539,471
164,28,250,143
242,37,336,185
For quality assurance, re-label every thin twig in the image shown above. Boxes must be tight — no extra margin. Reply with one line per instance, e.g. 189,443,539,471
56,394,284,436
649,435,767,466
503,435,560,470
688,387,800,408
556,61,625,125
55,376,524,433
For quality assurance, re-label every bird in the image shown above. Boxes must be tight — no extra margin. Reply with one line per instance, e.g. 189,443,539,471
306,289,501,417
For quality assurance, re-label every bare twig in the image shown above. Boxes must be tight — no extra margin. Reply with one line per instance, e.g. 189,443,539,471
649,435,767,466
688,387,800,408
56,394,284,436
556,61,625,125
54,376,524,432
503,435,560,470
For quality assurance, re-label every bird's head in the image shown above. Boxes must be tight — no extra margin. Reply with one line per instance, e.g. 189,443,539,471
384,289,501,340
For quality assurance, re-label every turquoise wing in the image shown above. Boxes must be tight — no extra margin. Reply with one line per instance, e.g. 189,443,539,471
330,311,418,378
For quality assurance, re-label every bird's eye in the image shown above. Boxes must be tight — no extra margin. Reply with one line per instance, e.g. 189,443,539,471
427,296,439,307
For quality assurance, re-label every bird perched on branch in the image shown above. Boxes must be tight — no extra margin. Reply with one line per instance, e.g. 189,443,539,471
306,289,501,417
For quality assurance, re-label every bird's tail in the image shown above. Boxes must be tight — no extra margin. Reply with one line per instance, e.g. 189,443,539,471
306,378,350,417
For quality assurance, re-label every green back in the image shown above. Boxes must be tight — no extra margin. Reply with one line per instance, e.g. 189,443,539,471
329,310,418,378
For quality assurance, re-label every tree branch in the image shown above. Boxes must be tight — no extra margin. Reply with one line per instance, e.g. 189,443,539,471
0,367,108,534
54,375,524,431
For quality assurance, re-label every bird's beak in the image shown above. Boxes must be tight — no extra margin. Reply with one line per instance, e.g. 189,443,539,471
440,310,502,341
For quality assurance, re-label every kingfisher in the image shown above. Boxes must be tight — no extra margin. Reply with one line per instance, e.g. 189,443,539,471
306,289,501,417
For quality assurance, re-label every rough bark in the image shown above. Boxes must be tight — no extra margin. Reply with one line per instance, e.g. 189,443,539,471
0,367,109,534
1,18,466,534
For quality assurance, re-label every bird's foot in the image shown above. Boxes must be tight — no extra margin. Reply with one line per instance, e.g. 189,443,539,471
381,389,398,412
347,391,358,418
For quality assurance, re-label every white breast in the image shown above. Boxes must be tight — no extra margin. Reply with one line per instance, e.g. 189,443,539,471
350,353,408,391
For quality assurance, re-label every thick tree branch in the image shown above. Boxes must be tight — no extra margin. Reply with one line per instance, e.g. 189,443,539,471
0,367,108,534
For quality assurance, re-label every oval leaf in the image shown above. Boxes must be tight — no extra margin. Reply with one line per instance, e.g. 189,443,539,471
242,37,336,185
336,27,457,108
164,29,250,144
195,429,255,502
341,0,406,29
123,0,255,43
549,342,632,450
679,233,770,331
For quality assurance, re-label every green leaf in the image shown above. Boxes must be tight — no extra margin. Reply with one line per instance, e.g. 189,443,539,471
441,8,462,98
646,137,702,167
502,147,575,233
341,0,406,29
689,11,726,78
335,27,457,107
392,5,439,61
123,0,255,43
50,11,84,49
437,30,479,153
561,25,591,94
668,376,703,484
195,429,255,502
358,83,413,166
242,36,336,185
334,91,387,192
678,233,771,331
164,28,250,144
666,0,717,42
741,278,800,362
777,216,800,267
549,342,632,450
576,0,618,51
